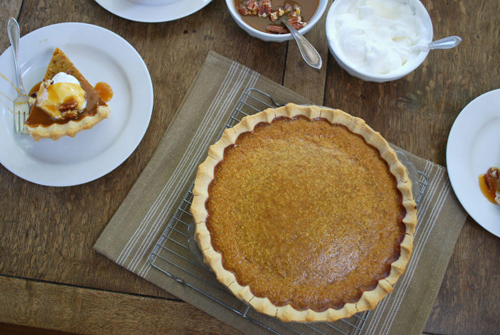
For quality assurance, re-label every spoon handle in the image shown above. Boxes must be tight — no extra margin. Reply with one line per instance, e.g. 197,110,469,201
282,20,322,70
7,17,26,95
428,36,462,50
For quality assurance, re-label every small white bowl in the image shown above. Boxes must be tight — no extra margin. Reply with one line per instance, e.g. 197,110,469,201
226,0,328,43
325,0,433,82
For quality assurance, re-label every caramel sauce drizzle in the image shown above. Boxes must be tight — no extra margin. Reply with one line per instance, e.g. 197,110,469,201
25,80,112,127
0,72,18,93
94,82,113,102
479,167,500,204
0,72,15,113
29,81,42,97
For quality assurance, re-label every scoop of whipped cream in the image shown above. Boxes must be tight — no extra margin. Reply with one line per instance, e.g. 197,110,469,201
328,0,430,75
37,72,87,119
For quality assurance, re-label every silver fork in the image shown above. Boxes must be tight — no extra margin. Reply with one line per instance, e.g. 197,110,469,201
8,17,30,134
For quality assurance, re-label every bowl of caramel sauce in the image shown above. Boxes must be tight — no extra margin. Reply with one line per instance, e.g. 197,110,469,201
227,0,328,42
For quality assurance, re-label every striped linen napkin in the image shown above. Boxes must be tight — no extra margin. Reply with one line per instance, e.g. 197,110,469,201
94,51,468,335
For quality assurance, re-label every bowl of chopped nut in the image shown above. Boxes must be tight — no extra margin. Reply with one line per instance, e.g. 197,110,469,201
227,0,328,42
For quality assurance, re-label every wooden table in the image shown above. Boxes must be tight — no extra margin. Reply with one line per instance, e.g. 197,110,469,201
1,0,499,334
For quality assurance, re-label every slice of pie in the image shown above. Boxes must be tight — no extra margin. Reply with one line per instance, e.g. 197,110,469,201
24,48,110,141
191,104,417,322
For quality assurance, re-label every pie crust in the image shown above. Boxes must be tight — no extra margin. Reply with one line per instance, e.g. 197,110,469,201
24,48,110,141
25,106,110,141
191,103,417,322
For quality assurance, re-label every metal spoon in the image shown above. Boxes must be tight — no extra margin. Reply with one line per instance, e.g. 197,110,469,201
428,36,462,50
282,18,322,70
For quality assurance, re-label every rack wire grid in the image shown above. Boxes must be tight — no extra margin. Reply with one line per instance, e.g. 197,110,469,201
149,88,429,335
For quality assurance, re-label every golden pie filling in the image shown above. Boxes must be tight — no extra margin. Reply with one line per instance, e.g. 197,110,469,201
205,116,406,311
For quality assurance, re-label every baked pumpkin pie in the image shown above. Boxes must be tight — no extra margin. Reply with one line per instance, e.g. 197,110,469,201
24,48,110,141
191,104,417,322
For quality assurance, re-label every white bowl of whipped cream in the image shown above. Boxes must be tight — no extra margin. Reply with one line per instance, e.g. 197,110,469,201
326,0,433,82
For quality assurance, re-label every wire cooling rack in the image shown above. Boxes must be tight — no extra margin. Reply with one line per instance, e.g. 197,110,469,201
149,88,429,335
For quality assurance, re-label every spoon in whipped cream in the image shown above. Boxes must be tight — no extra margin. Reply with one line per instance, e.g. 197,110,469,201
427,36,462,50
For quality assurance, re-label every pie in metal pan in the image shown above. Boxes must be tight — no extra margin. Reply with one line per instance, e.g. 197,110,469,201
191,103,417,322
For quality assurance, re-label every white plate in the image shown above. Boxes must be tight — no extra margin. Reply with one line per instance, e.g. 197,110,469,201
447,89,500,237
95,0,212,23
0,23,154,187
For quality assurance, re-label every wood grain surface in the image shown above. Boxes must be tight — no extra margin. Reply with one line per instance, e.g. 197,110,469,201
0,275,240,334
0,0,499,334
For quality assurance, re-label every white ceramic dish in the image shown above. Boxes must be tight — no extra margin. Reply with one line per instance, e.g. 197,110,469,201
226,0,328,42
447,89,500,238
0,22,154,187
95,0,212,23
325,0,433,82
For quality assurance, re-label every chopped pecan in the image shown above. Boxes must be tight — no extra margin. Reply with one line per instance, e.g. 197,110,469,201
58,101,78,111
491,168,500,179
485,168,500,191
288,15,307,30
247,0,258,15
62,109,79,119
267,24,288,34
238,4,249,15
41,79,52,89
258,0,272,17
291,22,306,30
290,4,302,17
283,3,292,14
275,6,285,17
269,11,279,22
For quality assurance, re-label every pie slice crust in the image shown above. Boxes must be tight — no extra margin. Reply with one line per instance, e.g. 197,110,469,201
191,103,417,322
24,48,110,141
25,107,110,141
